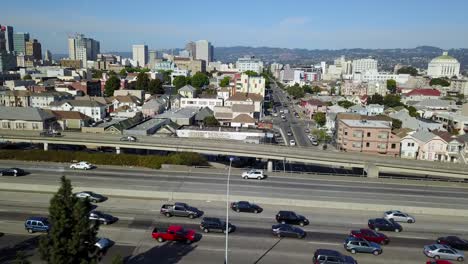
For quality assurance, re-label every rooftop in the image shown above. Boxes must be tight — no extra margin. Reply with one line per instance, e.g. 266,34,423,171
0,106,55,121
126,118,168,131
341,119,391,129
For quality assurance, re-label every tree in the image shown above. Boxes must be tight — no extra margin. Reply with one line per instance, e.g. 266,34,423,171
337,100,355,109
406,105,419,117
191,72,209,88
392,118,402,130
22,74,32,80
173,76,187,89
14,251,31,264
368,94,384,105
219,76,231,87
430,78,450,87
383,94,403,108
104,75,120,97
111,255,124,264
203,116,219,126
287,83,305,99
39,176,99,264
312,86,322,94
119,69,127,78
148,79,164,95
243,70,258,77
135,72,150,90
303,85,312,94
397,66,418,76
91,70,103,79
387,79,397,94
314,112,326,127
311,129,331,142
160,70,172,84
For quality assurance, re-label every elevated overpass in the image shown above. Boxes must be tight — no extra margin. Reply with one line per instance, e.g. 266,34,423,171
1,131,467,179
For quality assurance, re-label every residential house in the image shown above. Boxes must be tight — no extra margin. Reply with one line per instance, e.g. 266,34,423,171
49,100,107,121
432,130,464,163
180,97,223,110
112,95,141,110
366,104,384,116
433,112,468,135
0,90,30,107
142,97,168,117
194,107,214,125
406,130,448,161
349,105,368,115
389,110,444,131
69,80,103,96
233,73,266,97
113,89,145,100
325,105,347,132
51,110,92,130
123,118,172,136
225,92,264,119
75,95,113,114
231,114,256,128
0,106,56,131
156,107,198,126
402,89,441,103
300,99,327,118
30,91,73,109
178,85,197,98
82,114,143,134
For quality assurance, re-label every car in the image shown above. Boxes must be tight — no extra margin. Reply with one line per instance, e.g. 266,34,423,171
120,136,137,142
94,237,113,251
368,218,402,232
231,201,262,213
200,217,235,233
160,202,202,219
311,139,319,146
74,191,106,203
343,236,382,255
241,169,265,180
383,210,415,223
24,216,50,233
151,225,197,244
272,112,278,117
426,260,454,264
350,228,389,245
437,236,468,251
271,224,305,239
424,244,464,262
281,114,286,119
287,131,292,136
88,211,117,225
313,249,358,264
289,139,296,146
40,130,62,137
305,128,310,133
0,168,26,176
70,161,94,170
275,211,309,226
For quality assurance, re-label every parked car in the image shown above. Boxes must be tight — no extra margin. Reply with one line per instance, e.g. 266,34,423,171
120,136,137,142
343,236,382,255
200,217,234,233
287,130,292,136
383,210,415,223
423,244,464,262
305,128,310,133
241,169,265,180
0,168,26,176
350,228,389,245
160,202,202,219
231,201,262,213
289,139,296,146
368,218,402,232
437,236,468,251
151,225,197,244
271,224,305,239
311,139,319,146
94,237,113,252
275,211,309,226
24,216,50,233
88,211,117,225
313,249,358,264
75,191,106,203
70,161,94,170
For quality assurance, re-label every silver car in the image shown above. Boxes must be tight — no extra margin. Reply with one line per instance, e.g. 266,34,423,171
383,210,415,223
423,244,464,262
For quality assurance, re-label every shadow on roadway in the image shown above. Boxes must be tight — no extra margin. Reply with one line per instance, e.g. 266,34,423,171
253,238,282,264
0,235,39,263
126,241,197,264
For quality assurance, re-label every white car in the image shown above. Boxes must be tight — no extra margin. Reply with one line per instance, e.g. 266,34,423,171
290,139,296,146
383,210,415,223
241,169,265,180
70,161,94,170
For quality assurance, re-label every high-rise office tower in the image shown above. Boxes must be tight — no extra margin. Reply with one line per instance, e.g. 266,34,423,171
185,41,196,59
45,49,52,62
13,32,30,54
132,44,148,67
0,25,14,52
195,40,213,63
26,39,42,61
68,34,100,61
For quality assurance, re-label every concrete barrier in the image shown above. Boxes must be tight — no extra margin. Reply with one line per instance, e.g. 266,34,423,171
1,182,467,217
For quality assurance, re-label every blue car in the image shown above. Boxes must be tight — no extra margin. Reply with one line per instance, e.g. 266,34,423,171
25,216,50,233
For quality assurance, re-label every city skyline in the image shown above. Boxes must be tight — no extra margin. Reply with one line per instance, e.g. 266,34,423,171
3,0,468,54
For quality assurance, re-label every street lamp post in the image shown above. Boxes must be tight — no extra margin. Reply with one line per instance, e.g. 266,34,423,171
225,157,233,264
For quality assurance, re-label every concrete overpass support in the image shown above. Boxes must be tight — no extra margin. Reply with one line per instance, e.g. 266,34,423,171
43,142,48,151
116,147,121,154
364,163,379,178
267,160,273,172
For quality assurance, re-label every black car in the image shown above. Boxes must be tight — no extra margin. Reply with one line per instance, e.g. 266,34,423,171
0,168,26,177
272,224,305,239
200,217,235,233
437,236,468,250
231,201,262,213
368,218,402,232
276,211,309,226
88,211,117,225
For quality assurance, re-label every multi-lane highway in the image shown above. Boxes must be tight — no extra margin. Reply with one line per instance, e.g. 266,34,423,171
1,161,468,263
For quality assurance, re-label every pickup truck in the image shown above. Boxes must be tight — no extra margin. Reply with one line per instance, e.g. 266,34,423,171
151,225,197,244
160,202,202,219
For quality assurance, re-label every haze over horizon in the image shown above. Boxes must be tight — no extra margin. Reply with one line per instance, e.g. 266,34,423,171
3,0,468,54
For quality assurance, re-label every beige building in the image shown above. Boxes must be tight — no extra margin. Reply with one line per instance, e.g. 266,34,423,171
174,57,206,73
0,90,31,107
234,73,266,97
0,107,56,131
336,118,400,157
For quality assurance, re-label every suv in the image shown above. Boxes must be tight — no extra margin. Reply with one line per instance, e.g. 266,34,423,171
343,236,382,255
25,217,50,233
241,169,265,180
200,217,234,233
313,249,358,264
275,211,309,226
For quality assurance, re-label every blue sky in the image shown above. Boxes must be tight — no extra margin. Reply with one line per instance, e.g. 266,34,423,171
3,0,468,53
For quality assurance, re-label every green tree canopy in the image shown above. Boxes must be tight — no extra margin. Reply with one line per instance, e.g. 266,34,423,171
173,76,188,89
383,94,403,108
406,105,419,117
136,72,150,90
287,83,305,99
314,112,326,127
191,72,209,88
160,70,172,84
397,66,418,76
203,116,219,126
148,79,164,95
392,118,402,130
39,176,99,263
22,74,32,80
303,85,312,94
91,69,103,79
387,79,397,94
368,94,384,105
119,69,127,78
430,78,450,87
337,100,355,109
243,70,258,77
104,75,120,97
219,76,231,87
330,87,336,95
312,86,322,94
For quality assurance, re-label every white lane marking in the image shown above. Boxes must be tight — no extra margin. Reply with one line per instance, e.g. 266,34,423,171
307,241,340,246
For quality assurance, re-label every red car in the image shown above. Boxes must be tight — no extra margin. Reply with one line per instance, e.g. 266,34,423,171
349,228,389,245
426,260,453,264
151,225,197,244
